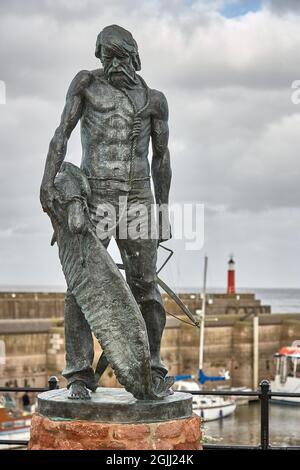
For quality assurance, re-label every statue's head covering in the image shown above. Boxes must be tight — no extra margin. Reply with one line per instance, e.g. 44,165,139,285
95,25,141,71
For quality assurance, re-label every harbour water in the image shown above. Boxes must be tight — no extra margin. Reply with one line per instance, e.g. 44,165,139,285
248,288,300,314
205,402,300,447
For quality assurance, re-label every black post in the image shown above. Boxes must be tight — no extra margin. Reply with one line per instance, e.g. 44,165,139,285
259,379,270,450
48,376,59,390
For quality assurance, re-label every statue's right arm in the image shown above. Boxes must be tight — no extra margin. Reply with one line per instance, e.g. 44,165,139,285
40,70,92,214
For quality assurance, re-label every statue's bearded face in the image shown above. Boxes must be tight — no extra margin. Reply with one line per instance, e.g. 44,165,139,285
101,46,138,89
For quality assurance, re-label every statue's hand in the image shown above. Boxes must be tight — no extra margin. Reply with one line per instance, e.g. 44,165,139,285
40,182,62,216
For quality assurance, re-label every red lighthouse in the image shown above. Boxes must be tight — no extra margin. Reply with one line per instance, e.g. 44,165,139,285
227,256,236,294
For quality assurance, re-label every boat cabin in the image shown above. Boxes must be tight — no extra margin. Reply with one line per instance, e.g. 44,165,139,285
273,344,300,383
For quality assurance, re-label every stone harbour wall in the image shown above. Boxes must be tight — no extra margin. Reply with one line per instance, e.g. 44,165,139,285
0,292,300,390
0,291,270,319
0,292,64,319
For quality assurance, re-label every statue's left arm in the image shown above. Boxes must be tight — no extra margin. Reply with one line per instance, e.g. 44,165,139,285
151,91,172,242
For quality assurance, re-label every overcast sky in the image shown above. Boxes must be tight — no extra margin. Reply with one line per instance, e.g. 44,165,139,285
0,0,300,290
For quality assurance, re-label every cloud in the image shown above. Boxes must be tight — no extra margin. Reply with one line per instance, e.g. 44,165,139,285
266,0,300,13
0,1,300,288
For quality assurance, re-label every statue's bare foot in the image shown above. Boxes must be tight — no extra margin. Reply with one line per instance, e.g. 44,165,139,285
152,375,175,398
68,380,91,400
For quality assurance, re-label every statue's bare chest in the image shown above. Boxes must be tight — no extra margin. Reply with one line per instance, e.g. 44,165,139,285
82,78,148,129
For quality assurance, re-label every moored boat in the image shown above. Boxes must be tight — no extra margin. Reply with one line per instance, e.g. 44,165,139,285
0,395,32,449
173,380,236,421
270,341,300,406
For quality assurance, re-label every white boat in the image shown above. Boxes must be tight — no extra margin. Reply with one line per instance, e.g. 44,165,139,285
0,428,31,450
216,385,254,405
270,341,300,406
174,380,236,421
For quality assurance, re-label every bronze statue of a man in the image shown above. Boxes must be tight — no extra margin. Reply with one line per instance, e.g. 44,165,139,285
40,25,172,400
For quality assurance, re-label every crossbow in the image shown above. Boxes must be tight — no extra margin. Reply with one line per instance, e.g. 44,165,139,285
116,243,200,328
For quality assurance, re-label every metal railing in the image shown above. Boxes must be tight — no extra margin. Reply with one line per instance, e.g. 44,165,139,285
189,380,300,450
0,378,300,450
0,376,58,447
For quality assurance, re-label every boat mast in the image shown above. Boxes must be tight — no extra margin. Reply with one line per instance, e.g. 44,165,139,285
199,255,208,372
253,313,259,389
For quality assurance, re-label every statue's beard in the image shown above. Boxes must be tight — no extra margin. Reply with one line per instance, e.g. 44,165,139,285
105,65,138,89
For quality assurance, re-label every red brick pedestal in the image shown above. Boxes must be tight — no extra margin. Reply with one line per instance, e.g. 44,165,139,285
28,414,201,450
28,387,202,450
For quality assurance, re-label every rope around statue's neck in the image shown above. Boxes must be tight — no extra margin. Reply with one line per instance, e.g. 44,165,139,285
113,75,150,182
